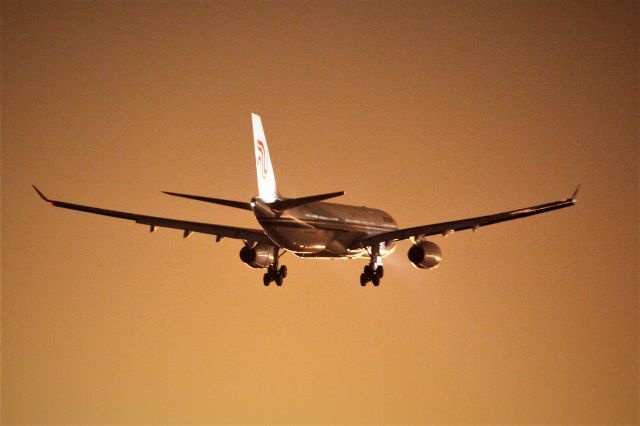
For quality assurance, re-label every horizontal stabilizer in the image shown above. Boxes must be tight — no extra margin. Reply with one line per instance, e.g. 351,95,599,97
162,191,252,211
269,191,345,211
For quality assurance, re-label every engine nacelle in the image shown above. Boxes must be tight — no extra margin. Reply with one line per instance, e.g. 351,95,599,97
239,244,275,269
408,240,442,269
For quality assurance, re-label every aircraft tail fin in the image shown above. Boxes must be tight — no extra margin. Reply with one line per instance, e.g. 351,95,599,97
252,113,279,203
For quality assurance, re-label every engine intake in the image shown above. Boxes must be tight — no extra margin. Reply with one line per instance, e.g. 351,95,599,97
239,244,275,269
408,240,442,269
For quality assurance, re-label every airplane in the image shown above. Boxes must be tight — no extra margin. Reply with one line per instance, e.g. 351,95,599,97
33,113,579,287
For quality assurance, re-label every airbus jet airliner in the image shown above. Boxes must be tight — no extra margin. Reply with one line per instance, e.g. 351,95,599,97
34,114,578,286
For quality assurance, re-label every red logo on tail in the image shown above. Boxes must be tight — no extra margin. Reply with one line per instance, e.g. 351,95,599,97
256,140,268,179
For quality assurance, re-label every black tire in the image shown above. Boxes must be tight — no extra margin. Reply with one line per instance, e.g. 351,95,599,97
275,274,283,286
263,273,271,286
364,265,373,277
360,273,368,286
376,266,384,279
268,265,277,279
279,265,287,278
372,274,380,286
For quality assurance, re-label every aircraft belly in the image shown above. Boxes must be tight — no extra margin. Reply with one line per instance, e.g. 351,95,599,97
263,225,332,253
260,220,364,255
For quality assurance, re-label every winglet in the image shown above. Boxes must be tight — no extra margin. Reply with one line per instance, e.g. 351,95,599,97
570,184,581,203
32,185,52,203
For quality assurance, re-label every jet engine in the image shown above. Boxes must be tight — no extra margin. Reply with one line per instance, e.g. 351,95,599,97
408,240,442,269
239,244,275,269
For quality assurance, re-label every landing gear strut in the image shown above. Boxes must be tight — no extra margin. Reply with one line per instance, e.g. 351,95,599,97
263,248,287,286
360,245,384,286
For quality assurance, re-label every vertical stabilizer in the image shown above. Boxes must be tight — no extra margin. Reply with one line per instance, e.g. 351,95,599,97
252,113,279,202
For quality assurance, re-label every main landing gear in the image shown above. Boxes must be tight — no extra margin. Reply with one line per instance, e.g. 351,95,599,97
263,248,287,286
360,245,384,286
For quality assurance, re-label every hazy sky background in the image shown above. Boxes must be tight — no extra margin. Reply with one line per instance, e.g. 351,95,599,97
2,1,638,424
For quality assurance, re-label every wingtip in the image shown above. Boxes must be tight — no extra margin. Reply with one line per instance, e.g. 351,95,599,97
162,190,183,198
571,184,581,203
32,185,51,202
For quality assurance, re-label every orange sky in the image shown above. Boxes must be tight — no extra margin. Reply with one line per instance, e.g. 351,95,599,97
2,1,638,424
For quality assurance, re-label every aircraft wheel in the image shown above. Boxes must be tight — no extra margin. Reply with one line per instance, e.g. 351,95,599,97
279,265,287,278
275,274,283,286
360,273,367,286
376,266,384,279
263,273,271,286
372,274,380,286
364,265,373,277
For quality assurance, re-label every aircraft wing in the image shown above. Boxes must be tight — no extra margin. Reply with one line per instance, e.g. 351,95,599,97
351,186,579,249
32,186,274,245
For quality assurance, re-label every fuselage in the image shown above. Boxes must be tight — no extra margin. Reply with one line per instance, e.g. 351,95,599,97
251,198,398,258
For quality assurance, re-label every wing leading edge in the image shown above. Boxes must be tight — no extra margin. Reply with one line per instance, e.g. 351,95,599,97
32,185,274,245
351,186,579,249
